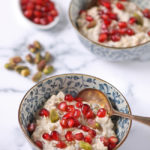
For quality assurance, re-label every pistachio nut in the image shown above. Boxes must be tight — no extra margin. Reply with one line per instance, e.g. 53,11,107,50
32,72,42,82
33,41,41,50
21,69,30,77
26,54,34,64
28,44,37,53
50,109,59,123
4,63,16,70
43,65,54,75
15,66,28,73
37,60,46,71
9,56,22,64
44,51,51,62
133,13,143,25
34,52,42,64
79,141,92,150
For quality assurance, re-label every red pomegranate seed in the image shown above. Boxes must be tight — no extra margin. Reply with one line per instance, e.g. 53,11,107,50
51,9,58,17
24,10,33,18
40,18,49,25
74,109,81,119
27,123,36,132
99,33,108,43
111,34,121,42
74,132,84,141
129,17,137,25
109,143,117,150
86,15,94,22
81,125,90,132
109,136,118,145
39,108,49,117
68,118,75,128
119,28,127,35
109,29,119,35
63,112,74,119
142,9,150,19
75,97,83,102
148,31,150,36
76,102,83,108
48,15,54,23
65,131,74,141
51,131,60,141
35,141,43,149
67,105,75,112
109,12,118,20
101,14,109,20
126,28,135,36
97,108,107,118
88,129,96,138
26,2,34,10
82,104,90,115
35,0,43,5
103,18,112,26
100,136,109,146
116,2,125,10
118,22,127,28
21,0,29,5
65,94,74,102
85,109,95,119
42,133,51,141
74,119,80,127
101,1,111,10
56,141,67,149
35,5,42,11
58,102,67,111
34,11,42,18
60,119,68,128
33,17,40,24
84,135,92,144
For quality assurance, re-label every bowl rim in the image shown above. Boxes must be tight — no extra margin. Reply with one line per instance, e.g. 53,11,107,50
68,0,150,50
18,73,132,150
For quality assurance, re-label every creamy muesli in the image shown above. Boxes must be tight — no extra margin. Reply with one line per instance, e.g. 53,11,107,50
77,0,150,48
27,92,118,150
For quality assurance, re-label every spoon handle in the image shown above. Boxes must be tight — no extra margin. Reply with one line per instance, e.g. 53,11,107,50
113,110,150,126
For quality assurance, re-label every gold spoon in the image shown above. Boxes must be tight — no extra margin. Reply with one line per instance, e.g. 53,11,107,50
77,88,150,126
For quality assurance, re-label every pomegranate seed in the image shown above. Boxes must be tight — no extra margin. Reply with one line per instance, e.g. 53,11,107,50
48,15,54,23
76,102,83,108
65,131,74,141
35,0,43,5
118,22,127,28
103,18,112,26
26,3,34,10
24,10,33,18
109,136,118,144
21,0,29,5
142,9,150,19
116,2,125,10
74,119,80,127
86,15,94,22
74,109,81,119
34,11,42,18
88,129,96,138
68,118,75,128
51,131,60,141
97,108,107,118
39,108,49,117
75,97,83,102
109,29,119,35
101,1,111,10
119,28,127,35
84,135,92,144
82,104,90,115
99,33,108,43
109,143,117,150
129,17,137,25
126,28,135,36
58,102,67,111
33,17,40,24
148,31,150,36
67,105,75,112
100,136,109,146
65,94,74,102
85,109,95,119
60,119,68,128
74,132,84,141
56,141,67,149
35,5,42,11
27,123,36,132
111,34,121,42
35,141,43,149
40,18,49,25
81,125,90,132
50,9,58,17
109,12,118,20
63,112,74,119
42,133,51,141
101,14,109,20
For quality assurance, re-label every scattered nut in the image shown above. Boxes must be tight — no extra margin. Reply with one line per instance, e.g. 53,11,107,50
35,52,42,64
4,63,16,70
33,41,41,50
15,66,28,73
133,13,143,25
32,72,42,82
43,65,54,75
26,54,34,64
44,51,51,62
21,69,30,77
9,56,22,64
28,44,37,53
37,60,46,71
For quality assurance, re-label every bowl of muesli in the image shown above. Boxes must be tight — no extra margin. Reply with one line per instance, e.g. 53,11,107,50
18,73,132,150
69,0,150,61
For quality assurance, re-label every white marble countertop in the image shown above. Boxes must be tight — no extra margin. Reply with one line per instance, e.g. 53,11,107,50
0,0,150,150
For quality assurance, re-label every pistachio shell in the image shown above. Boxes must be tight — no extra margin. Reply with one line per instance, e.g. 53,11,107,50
26,54,34,64
33,41,41,50
4,63,16,70
32,72,42,82
35,53,42,64
21,69,30,77
15,66,28,73
43,65,54,75
50,109,59,123
79,141,92,150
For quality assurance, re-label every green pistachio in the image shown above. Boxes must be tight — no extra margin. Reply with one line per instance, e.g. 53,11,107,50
21,69,30,77
43,65,54,75
79,141,92,150
32,72,42,82
4,63,16,70
50,109,59,123
15,66,28,73
133,13,143,25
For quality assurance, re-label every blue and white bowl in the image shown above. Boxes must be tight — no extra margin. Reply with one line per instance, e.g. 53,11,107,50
69,0,150,61
18,74,132,150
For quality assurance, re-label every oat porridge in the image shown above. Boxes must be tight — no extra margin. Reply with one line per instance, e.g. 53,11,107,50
77,0,150,48
27,92,118,150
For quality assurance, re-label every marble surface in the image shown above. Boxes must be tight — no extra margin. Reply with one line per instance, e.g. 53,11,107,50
0,0,150,150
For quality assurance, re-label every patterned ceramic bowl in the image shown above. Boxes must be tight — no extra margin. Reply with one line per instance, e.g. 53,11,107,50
69,0,150,61
18,74,132,150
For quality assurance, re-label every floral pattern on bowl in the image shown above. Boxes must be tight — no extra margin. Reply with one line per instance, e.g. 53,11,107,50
69,0,150,61
18,74,132,150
